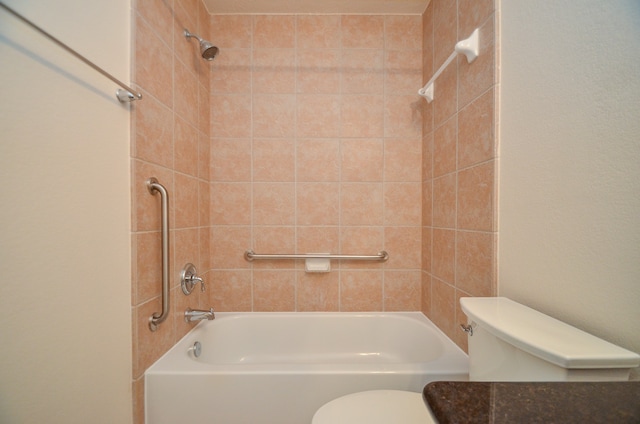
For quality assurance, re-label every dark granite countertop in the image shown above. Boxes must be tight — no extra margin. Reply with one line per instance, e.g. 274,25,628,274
423,381,640,423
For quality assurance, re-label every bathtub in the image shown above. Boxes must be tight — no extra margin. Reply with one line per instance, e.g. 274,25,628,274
145,312,468,424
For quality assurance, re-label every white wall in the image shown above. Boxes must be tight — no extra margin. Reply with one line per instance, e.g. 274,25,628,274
499,0,640,374
0,1,132,422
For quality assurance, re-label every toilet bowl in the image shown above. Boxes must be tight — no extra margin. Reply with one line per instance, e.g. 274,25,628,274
312,390,436,424
312,297,640,424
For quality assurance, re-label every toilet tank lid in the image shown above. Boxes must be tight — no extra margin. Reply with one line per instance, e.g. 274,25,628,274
460,297,640,369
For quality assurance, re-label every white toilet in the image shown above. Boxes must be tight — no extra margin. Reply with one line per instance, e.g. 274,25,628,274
312,297,640,424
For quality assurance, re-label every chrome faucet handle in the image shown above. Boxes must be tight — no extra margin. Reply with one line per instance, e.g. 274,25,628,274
181,263,205,295
191,276,205,293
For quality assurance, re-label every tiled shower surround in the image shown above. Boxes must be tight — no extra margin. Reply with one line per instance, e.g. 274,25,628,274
131,0,497,422
422,0,497,350
208,13,425,313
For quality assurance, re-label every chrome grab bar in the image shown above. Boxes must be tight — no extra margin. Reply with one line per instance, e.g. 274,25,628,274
244,250,389,262
147,178,169,331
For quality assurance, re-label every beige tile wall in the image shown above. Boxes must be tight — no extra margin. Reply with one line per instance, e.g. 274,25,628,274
421,0,498,351
130,0,210,422
207,14,425,313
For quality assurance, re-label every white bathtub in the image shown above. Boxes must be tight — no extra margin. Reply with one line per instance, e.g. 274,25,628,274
145,312,468,424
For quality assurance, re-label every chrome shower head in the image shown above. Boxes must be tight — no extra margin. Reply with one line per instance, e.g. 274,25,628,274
184,29,219,61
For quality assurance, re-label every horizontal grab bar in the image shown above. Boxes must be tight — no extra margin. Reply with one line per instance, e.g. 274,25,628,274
244,250,389,262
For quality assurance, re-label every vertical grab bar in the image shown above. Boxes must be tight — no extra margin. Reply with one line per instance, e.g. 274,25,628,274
147,178,169,332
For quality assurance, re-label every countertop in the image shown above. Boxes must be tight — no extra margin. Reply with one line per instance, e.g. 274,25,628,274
423,381,640,423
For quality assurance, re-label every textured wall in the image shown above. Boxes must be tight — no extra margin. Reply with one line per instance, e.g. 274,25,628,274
0,0,132,422
499,0,640,375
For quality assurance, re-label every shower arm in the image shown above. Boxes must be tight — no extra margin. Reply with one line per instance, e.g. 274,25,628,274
184,29,203,43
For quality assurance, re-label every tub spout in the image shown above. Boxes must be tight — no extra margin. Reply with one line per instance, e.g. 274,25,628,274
184,307,215,322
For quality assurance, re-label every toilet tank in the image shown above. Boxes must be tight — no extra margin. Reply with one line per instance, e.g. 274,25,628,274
460,297,640,382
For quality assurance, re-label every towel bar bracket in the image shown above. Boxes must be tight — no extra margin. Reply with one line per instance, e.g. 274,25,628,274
419,28,479,103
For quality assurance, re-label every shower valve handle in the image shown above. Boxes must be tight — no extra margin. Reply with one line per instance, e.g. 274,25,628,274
188,275,205,292
194,276,206,292
181,263,205,295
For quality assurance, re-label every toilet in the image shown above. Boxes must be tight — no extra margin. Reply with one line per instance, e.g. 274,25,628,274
312,297,640,424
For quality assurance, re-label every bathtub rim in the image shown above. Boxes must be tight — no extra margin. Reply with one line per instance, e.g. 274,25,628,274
145,311,469,376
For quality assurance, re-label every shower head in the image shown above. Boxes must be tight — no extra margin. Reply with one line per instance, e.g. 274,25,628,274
184,29,219,61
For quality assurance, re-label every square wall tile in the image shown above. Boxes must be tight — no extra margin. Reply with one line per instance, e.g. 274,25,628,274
384,270,422,311
457,161,495,231
297,15,342,49
210,226,252,269
296,95,341,138
340,183,384,226
210,15,252,49
253,270,296,311
252,49,296,94
340,270,383,311
211,138,252,182
458,87,495,168
433,173,456,228
432,228,455,283
211,49,252,94
297,271,339,311
384,227,422,269
297,139,340,182
342,50,384,94
253,138,295,182
253,183,296,225
385,50,423,94
208,270,252,311
297,50,341,94
455,230,495,296
134,94,173,168
342,16,384,48
210,183,251,225
296,183,340,226
341,139,384,182
384,182,422,226
253,94,296,137
384,95,423,138
385,15,422,51
253,15,295,48
211,94,252,138
384,138,422,182
342,94,384,138
433,116,457,177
